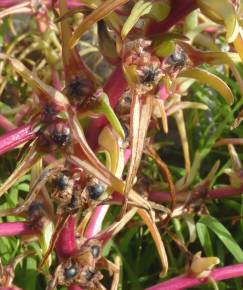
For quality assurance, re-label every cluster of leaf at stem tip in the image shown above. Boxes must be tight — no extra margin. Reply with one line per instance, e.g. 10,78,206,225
0,0,243,290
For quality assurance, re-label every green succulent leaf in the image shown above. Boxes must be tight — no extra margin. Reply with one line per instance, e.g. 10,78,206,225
178,68,234,105
198,215,243,263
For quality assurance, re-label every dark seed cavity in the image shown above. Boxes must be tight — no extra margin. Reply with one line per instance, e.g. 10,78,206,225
85,269,95,281
167,49,186,69
87,184,105,200
64,266,77,279
55,173,69,191
91,245,100,258
52,128,71,147
140,68,157,84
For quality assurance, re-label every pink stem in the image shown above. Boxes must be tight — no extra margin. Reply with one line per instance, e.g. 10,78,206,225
0,123,36,156
149,186,243,203
146,264,243,290
84,205,110,239
51,69,62,91
0,114,16,131
55,216,77,259
86,65,127,149
145,0,197,37
0,222,35,236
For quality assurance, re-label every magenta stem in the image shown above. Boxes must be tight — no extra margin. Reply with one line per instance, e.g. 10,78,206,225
0,222,35,236
0,114,16,131
84,205,109,239
55,216,77,259
145,0,197,37
0,123,36,156
149,186,243,203
146,264,243,290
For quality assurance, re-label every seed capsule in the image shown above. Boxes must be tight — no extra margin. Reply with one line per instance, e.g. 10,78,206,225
90,245,100,258
64,266,77,279
85,269,96,281
87,184,105,200
51,125,71,147
55,173,69,191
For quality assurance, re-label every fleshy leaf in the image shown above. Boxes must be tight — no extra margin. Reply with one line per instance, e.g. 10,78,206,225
178,68,234,104
121,0,152,40
198,215,243,263
69,0,129,48
98,126,125,177
197,0,239,43
125,93,153,195
95,92,125,140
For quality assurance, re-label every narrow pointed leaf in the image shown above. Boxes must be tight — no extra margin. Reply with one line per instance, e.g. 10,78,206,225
69,115,124,193
69,0,129,48
121,0,152,40
137,208,168,275
125,93,153,195
97,94,125,140
178,68,234,104
198,215,243,263
0,146,41,198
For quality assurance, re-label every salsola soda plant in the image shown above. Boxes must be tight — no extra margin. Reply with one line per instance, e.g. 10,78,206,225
0,0,243,289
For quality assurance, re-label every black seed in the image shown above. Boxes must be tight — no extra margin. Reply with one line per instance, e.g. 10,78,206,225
28,202,44,220
68,78,86,98
124,95,131,104
167,49,186,68
69,194,77,209
91,245,100,258
55,173,69,191
64,266,77,279
140,68,157,84
52,129,71,147
87,184,105,200
85,269,95,281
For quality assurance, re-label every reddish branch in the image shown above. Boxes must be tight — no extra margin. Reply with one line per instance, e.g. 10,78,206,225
0,222,35,236
146,264,243,290
0,123,36,156
55,216,77,259
149,186,243,203
145,0,197,37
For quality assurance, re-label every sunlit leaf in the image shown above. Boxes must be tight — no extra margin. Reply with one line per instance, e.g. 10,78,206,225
198,215,243,263
121,0,152,40
197,0,239,43
96,92,125,139
69,0,129,48
178,68,234,104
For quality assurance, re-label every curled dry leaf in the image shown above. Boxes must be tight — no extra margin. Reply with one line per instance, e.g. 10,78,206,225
125,93,153,195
